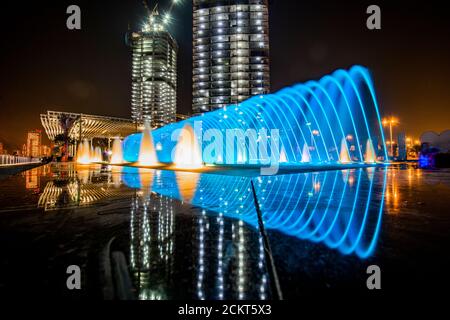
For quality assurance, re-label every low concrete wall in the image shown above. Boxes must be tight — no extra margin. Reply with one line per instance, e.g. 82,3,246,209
0,163,44,179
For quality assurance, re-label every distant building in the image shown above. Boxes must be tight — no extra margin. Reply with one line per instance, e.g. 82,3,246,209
0,142,3,155
41,145,51,157
192,0,270,113
397,132,407,161
126,11,178,128
22,144,27,157
27,130,42,158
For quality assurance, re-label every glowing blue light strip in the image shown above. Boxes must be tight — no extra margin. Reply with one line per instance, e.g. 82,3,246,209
351,66,389,161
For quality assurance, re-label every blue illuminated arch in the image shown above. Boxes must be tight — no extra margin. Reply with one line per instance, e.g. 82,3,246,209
123,65,388,165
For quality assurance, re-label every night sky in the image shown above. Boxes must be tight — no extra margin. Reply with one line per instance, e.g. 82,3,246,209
0,0,449,149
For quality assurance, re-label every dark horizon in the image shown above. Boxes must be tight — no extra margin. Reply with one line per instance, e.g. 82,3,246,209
1,0,449,149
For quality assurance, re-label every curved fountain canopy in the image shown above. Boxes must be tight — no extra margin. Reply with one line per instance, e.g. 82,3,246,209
123,65,388,165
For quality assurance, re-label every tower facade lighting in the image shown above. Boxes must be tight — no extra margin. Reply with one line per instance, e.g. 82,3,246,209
193,0,270,114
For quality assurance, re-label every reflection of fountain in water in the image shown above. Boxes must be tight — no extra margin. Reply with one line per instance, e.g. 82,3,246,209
339,137,352,164
175,171,200,203
366,166,375,182
139,168,154,196
173,125,202,169
110,138,124,164
110,165,123,187
138,121,158,166
123,167,387,259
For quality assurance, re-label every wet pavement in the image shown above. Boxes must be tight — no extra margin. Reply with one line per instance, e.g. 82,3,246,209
0,163,449,299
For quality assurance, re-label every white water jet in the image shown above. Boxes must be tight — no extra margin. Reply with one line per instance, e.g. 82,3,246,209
110,138,124,164
237,146,247,164
364,139,377,164
138,121,158,166
173,125,203,169
92,147,102,163
279,146,288,163
301,143,311,163
77,139,91,164
339,137,352,164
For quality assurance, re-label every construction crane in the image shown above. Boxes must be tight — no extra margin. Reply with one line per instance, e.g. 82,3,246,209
142,1,159,22
141,0,181,27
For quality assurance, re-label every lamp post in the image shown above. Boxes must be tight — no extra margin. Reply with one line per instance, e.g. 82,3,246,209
382,117,398,159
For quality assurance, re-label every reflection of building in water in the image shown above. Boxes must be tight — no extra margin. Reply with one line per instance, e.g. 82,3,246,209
127,170,270,300
195,214,269,300
385,167,400,211
25,167,40,191
386,165,421,213
38,164,131,211
130,192,175,300
195,176,269,300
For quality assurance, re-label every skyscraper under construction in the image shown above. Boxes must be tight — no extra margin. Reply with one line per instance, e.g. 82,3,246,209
127,6,178,128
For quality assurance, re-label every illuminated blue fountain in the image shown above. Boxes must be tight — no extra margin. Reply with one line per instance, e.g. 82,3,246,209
123,66,388,166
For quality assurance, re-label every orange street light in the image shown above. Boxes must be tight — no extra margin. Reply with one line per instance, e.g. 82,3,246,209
382,116,399,158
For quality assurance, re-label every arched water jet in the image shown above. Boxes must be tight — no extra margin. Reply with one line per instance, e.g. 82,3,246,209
138,121,158,166
123,66,388,167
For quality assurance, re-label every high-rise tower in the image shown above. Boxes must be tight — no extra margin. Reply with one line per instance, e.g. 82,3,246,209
26,129,42,158
127,8,178,128
193,0,270,114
